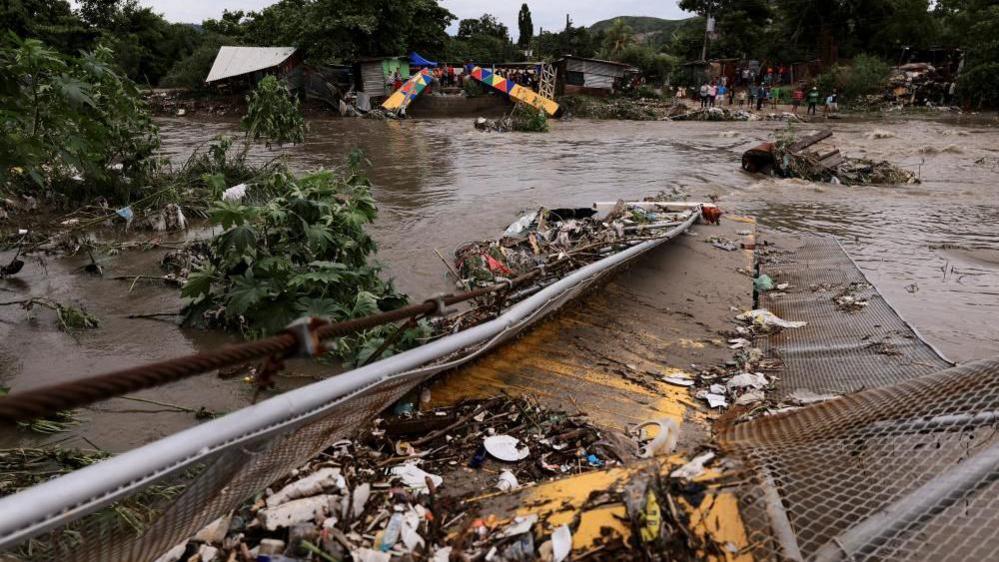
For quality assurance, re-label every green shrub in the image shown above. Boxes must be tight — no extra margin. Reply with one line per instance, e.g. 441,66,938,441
0,34,159,202
815,54,891,102
159,36,225,91
181,152,425,364
241,75,305,148
957,62,999,107
510,103,549,132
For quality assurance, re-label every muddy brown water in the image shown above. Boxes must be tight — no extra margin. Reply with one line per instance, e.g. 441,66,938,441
2,113,998,452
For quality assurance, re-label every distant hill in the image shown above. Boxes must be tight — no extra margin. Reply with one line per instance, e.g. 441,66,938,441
587,16,698,47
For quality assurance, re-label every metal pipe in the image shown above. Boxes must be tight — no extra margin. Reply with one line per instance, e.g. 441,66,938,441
812,440,999,562
0,210,699,549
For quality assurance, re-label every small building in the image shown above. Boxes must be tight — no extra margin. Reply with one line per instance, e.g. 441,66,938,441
205,46,300,88
354,56,410,102
556,56,636,96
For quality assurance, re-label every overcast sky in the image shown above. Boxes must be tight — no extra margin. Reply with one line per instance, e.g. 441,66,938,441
133,1,690,32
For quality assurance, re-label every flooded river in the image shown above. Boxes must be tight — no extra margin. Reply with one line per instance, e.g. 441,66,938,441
3,113,998,451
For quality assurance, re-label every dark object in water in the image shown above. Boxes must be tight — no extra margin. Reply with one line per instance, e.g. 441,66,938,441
548,208,598,221
0,259,24,277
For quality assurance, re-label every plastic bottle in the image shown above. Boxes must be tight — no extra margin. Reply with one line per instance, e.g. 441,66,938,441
379,507,404,552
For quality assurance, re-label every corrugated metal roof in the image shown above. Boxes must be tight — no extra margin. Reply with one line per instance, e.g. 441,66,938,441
206,46,297,83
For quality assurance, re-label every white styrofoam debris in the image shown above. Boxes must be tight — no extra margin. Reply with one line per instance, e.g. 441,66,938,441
258,495,336,531
266,467,345,507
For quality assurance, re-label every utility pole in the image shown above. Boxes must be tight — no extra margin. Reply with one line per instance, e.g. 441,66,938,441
701,10,713,61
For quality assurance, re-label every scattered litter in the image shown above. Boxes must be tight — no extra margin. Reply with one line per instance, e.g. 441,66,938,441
551,525,572,562
635,419,679,458
726,372,769,392
697,391,729,409
776,282,790,291
737,309,807,330
258,495,336,531
222,183,247,202
662,375,695,387
735,390,766,405
496,470,519,491
754,274,775,292
728,338,752,349
266,467,344,507
671,452,716,480
389,463,443,492
483,435,531,462
708,236,738,251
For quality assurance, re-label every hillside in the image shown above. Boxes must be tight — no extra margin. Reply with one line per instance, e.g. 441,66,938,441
588,16,695,37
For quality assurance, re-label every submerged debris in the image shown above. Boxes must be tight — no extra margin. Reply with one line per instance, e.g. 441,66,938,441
742,128,919,185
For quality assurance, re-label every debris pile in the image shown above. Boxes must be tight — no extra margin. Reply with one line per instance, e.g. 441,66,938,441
885,62,960,109
153,395,718,562
558,95,691,121
453,201,697,293
673,107,803,122
742,129,919,185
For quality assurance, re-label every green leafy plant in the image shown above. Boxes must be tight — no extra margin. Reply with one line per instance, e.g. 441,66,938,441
0,33,160,202
241,75,305,148
181,152,427,363
510,103,549,132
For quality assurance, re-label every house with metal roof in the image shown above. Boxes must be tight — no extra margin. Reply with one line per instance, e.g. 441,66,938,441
555,56,637,96
205,46,301,86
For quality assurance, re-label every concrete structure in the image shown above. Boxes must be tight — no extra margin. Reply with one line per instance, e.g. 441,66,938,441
556,56,636,96
206,46,299,85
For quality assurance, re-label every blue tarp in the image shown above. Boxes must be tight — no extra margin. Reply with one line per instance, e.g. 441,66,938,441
409,52,437,67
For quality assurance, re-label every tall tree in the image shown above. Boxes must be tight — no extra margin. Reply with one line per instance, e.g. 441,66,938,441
457,14,509,42
517,4,533,48
602,18,635,58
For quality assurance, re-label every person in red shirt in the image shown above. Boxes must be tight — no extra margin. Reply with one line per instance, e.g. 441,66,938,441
447,65,455,87
791,87,804,113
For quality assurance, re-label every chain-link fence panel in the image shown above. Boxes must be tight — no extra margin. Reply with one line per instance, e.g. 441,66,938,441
756,234,951,397
721,356,999,562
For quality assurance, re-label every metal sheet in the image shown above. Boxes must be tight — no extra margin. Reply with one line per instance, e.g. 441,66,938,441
205,46,296,83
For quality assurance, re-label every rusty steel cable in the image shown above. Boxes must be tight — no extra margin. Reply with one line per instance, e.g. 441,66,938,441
0,270,548,423
0,233,666,423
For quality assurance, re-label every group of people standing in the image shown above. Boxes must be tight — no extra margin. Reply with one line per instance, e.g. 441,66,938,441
681,79,840,116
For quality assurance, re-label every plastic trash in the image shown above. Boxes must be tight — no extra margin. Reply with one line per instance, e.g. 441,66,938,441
551,525,572,562
636,419,679,458
639,489,661,542
500,514,538,538
222,183,247,202
754,274,775,292
259,495,336,531
737,309,807,329
483,435,530,462
496,470,519,491
431,547,453,562
696,391,729,409
352,482,371,517
352,548,391,562
400,507,425,551
671,451,716,480
266,467,345,507
115,206,134,223
662,375,695,387
504,212,538,237
389,463,443,492
726,372,769,392
469,444,488,468
586,454,604,467
379,508,403,552
728,338,751,349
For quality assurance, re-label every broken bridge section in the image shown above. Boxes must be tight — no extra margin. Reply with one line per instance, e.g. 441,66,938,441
721,233,999,562
754,232,951,397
